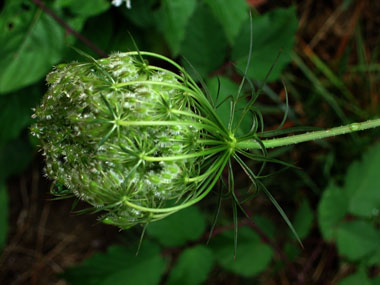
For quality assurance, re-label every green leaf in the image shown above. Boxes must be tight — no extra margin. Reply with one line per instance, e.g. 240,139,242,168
372,276,380,285
147,207,206,247
317,183,348,241
166,245,214,285
367,246,380,266
232,7,298,81
156,0,197,56
0,1,66,93
336,220,380,261
0,84,41,145
62,241,167,285
0,182,9,251
68,12,113,59
0,137,34,182
252,215,276,240
283,242,301,261
206,76,252,136
180,3,228,77
210,227,273,277
338,268,371,285
292,198,314,240
204,0,248,44
55,0,110,17
121,0,157,28
344,143,380,217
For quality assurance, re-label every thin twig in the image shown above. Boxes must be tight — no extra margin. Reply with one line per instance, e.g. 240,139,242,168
30,0,108,57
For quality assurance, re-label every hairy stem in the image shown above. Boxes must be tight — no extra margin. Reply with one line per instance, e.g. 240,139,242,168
237,118,380,150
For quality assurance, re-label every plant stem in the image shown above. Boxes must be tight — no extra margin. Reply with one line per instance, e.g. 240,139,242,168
237,118,380,150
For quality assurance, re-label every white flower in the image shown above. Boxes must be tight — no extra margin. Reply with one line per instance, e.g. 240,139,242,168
111,0,131,8
112,0,123,6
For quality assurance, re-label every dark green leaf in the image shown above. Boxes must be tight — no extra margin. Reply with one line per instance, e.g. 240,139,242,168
372,276,380,285
156,0,197,56
0,182,8,251
0,137,34,181
232,7,298,81
63,241,167,285
147,206,206,247
252,215,276,239
292,198,313,240
204,0,248,44
0,1,66,93
317,183,348,241
336,220,380,261
283,242,301,261
166,245,214,285
344,143,380,217
367,246,380,266
180,3,228,77
210,227,273,277
121,0,157,28
55,0,110,17
338,268,371,285
0,84,41,145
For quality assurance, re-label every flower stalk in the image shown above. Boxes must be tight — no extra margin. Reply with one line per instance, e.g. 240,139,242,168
237,119,380,150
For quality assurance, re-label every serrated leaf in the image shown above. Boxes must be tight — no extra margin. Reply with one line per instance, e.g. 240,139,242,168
232,7,298,81
204,0,248,44
156,0,196,56
0,84,41,145
344,143,380,217
180,3,228,77
292,198,313,240
167,245,214,285
210,227,273,277
338,268,371,285
206,76,252,136
336,220,380,261
317,183,348,241
0,182,9,251
0,1,66,93
147,207,206,247
62,241,167,285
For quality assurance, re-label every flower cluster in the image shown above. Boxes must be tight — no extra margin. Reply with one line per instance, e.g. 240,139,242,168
31,52,228,229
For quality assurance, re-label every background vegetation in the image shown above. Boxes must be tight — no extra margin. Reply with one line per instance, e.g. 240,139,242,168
0,0,379,284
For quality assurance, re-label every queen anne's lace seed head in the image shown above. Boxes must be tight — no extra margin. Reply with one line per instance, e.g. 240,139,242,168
31,52,224,229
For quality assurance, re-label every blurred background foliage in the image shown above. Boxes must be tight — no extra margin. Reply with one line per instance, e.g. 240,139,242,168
0,0,380,284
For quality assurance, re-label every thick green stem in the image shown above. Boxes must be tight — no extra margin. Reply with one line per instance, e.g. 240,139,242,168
237,119,380,150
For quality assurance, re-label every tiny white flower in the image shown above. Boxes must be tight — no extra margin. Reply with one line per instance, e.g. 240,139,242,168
112,0,123,7
111,0,132,9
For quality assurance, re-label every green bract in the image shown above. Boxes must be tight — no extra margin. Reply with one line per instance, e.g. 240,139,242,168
32,51,231,229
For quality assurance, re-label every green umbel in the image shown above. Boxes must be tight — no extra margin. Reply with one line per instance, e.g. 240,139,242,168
32,52,229,229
